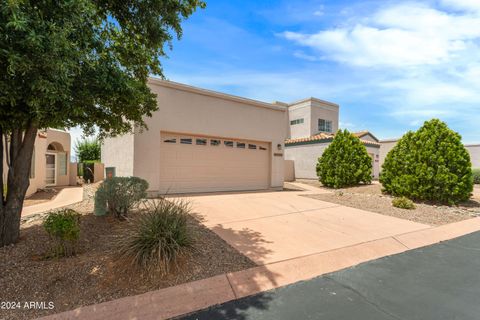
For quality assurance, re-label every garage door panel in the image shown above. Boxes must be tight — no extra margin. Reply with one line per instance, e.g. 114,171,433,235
159,132,270,193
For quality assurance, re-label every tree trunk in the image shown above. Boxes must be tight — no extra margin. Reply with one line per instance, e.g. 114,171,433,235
0,124,37,247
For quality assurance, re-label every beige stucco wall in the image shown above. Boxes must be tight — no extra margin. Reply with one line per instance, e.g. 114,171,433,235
101,132,135,177
287,103,312,139
93,162,105,182
310,100,339,135
379,139,398,170
359,133,378,143
103,79,287,194
25,133,48,196
285,142,380,180
286,98,339,140
284,160,295,182
284,143,329,179
1,129,71,197
466,145,480,168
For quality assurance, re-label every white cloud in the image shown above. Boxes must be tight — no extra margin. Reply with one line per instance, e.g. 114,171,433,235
280,1,480,141
282,3,480,67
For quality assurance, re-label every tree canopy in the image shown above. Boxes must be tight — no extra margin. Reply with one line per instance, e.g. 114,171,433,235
75,138,101,162
0,0,205,246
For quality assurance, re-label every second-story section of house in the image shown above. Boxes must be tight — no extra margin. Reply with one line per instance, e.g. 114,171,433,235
281,97,339,140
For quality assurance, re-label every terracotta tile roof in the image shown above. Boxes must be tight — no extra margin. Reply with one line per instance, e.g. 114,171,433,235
285,132,381,147
352,130,380,142
285,132,334,144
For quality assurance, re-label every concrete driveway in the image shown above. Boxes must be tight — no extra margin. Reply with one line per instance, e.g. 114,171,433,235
186,185,429,265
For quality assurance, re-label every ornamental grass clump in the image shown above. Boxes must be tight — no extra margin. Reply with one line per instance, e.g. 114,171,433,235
316,129,372,188
117,199,193,275
380,119,473,204
43,209,81,257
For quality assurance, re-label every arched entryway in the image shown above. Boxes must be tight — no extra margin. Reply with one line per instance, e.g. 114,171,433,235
46,142,66,186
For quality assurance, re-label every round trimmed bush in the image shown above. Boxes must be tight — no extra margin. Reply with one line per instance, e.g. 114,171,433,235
316,129,372,188
380,119,473,204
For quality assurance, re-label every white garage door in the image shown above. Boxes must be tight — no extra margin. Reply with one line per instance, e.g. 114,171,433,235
159,132,270,193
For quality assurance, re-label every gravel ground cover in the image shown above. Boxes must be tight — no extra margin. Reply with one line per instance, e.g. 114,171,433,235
1,184,255,320
297,180,480,226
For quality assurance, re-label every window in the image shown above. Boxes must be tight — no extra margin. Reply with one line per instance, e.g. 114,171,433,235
180,138,192,144
210,139,221,146
290,118,304,125
237,142,245,148
224,141,234,147
259,146,267,151
58,152,67,176
196,138,207,146
163,138,176,143
248,144,257,150
318,119,333,133
29,148,35,179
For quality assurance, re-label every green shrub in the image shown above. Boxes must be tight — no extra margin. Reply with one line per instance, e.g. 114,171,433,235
392,197,415,210
43,209,81,257
316,129,372,188
473,168,480,184
94,176,148,218
117,199,193,274
380,119,473,204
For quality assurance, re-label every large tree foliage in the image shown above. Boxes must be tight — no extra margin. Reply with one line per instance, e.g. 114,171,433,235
0,0,205,246
316,129,372,188
380,119,473,204
75,138,101,162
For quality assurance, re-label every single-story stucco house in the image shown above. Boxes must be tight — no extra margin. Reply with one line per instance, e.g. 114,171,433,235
2,128,73,197
379,139,480,170
281,97,381,180
101,78,287,195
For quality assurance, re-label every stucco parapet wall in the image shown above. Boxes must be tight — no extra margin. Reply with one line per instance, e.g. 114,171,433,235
148,77,287,112
288,97,339,108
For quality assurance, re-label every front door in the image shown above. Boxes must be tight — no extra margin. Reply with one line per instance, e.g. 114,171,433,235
45,153,56,186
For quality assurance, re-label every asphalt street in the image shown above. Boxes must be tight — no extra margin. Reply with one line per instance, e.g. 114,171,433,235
180,231,480,320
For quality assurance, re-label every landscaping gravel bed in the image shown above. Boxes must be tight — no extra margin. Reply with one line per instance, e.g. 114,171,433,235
299,181,480,226
1,186,255,320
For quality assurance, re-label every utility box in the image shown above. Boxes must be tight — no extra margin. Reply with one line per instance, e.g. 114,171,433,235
105,167,116,180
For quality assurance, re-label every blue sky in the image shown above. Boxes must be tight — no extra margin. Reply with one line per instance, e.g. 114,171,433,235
70,0,480,150
162,0,480,143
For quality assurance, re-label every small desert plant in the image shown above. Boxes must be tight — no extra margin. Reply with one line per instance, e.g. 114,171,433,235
117,199,193,275
473,168,480,184
43,209,81,257
316,129,372,188
392,197,415,210
94,176,148,218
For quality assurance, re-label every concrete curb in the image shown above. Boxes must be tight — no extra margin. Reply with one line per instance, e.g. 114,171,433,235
37,217,480,320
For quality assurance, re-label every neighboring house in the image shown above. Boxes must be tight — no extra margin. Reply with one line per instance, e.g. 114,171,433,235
2,128,73,197
101,78,287,195
282,98,380,180
379,139,480,169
